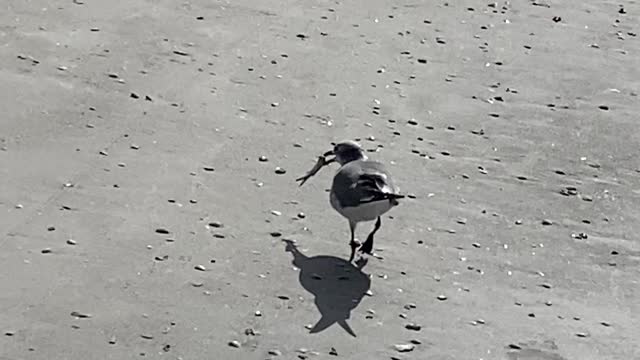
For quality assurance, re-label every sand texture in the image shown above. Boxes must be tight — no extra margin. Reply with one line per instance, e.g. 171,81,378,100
1,0,639,359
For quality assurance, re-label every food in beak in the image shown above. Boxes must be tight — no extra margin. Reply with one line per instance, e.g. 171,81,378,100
296,152,334,186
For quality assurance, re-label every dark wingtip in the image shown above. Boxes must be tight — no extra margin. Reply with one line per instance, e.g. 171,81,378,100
388,193,406,200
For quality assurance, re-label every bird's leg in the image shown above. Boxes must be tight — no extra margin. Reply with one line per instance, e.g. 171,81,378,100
348,220,359,262
360,216,381,255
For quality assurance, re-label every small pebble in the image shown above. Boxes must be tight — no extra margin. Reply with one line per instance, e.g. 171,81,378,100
275,167,286,174
268,349,282,356
228,340,241,348
155,228,170,234
541,219,553,226
70,311,92,318
437,295,447,301
394,344,415,352
194,265,206,271
259,155,268,162
405,323,422,331
41,248,52,254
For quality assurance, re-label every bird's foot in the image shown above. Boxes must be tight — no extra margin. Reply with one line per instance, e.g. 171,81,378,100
354,256,369,269
359,238,373,255
348,239,361,262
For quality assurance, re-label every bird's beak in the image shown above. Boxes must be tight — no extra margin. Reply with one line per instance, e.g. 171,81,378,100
323,150,336,164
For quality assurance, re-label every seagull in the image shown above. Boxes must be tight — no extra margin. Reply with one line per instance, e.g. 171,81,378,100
296,140,404,262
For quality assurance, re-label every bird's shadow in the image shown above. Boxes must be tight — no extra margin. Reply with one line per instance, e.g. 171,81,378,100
282,239,371,337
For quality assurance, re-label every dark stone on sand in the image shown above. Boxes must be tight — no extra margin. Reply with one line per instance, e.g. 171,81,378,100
405,323,422,331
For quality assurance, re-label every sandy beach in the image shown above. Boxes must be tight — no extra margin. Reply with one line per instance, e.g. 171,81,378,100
1,0,639,359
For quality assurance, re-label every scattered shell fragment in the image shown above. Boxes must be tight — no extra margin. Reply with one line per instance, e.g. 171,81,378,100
405,323,422,331
394,343,415,352
70,311,92,318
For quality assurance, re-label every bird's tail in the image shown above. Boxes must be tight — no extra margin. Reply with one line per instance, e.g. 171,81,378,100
387,193,405,206
387,193,405,199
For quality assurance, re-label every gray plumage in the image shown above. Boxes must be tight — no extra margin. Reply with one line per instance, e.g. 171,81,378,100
331,160,401,209
327,140,404,261
295,140,404,262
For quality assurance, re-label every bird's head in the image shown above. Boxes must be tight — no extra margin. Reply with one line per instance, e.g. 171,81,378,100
324,140,367,165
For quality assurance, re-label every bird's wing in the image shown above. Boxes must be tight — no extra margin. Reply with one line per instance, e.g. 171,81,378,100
333,161,403,208
352,172,401,205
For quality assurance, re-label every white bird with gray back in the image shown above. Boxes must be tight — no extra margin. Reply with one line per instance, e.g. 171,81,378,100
296,140,404,262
